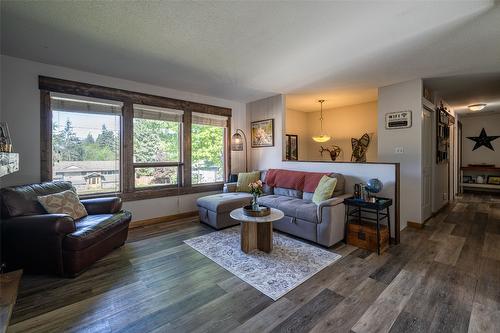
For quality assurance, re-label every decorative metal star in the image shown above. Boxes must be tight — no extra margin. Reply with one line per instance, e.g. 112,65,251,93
467,128,499,151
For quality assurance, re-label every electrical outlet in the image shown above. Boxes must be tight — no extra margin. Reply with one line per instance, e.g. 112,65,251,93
395,147,404,154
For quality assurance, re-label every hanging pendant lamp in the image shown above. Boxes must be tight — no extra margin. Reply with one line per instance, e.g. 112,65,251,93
312,99,331,143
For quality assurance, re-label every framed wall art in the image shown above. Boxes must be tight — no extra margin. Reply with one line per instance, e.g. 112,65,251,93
251,119,274,148
285,134,298,160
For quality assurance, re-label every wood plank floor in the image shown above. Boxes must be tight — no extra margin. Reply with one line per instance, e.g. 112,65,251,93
7,193,500,333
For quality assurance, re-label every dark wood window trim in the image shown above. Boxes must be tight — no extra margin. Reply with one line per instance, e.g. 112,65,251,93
40,76,231,201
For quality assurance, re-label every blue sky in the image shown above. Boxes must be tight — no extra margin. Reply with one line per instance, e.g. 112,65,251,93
53,111,120,139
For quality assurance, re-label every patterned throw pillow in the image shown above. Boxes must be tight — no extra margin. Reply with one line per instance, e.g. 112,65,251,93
312,176,338,205
38,190,88,220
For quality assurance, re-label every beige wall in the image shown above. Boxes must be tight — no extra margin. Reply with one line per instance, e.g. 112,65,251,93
461,112,500,166
285,109,309,160
378,79,423,228
285,101,378,162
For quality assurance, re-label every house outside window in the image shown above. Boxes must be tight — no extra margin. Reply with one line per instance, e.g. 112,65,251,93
51,94,121,195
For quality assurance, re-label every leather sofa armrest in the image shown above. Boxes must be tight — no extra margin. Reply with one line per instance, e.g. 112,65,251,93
80,197,122,214
2,214,75,275
3,214,76,235
223,182,238,193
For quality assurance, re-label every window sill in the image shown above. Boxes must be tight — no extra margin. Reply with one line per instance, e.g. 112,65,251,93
120,183,224,202
79,192,121,200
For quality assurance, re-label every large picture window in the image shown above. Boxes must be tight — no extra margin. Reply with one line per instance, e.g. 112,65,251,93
51,94,122,195
133,105,183,188
40,76,231,200
192,113,227,184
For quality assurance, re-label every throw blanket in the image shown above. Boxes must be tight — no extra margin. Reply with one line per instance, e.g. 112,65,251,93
265,169,330,192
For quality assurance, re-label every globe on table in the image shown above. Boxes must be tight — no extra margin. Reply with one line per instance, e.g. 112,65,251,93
365,178,383,194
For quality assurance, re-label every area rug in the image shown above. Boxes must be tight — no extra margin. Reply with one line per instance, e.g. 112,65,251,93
184,226,341,300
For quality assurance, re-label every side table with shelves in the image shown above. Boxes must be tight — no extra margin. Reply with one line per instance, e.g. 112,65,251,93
344,197,393,255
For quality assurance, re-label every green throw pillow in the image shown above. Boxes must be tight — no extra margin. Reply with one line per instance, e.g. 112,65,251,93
236,171,261,192
312,176,338,204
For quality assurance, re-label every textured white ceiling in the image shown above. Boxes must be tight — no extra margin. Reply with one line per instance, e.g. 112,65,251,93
1,1,499,106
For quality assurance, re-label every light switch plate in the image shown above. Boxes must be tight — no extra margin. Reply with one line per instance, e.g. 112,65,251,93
395,147,404,154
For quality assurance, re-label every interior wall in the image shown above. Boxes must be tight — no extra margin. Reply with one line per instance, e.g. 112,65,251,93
247,94,285,170
378,79,423,228
285,109,309,160
305,102,378,162
247,95,400,235
0,55,247,221
285,102,378,162
460,112,500,166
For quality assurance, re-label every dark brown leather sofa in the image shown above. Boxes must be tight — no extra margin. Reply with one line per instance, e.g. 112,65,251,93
0,181,132,277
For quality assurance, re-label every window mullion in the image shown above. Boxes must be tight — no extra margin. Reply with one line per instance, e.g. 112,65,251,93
183,109,192,188
133,162,182,168
40,90,52,182
122,101,134,193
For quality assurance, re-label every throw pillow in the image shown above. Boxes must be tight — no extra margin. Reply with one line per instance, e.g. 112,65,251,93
38,190,88,220
236,171,261,192
312,176,338,205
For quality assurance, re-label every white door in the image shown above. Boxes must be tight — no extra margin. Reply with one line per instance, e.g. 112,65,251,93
422,109,433,221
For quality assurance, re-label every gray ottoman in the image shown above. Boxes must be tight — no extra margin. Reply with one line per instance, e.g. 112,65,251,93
197,192,252,229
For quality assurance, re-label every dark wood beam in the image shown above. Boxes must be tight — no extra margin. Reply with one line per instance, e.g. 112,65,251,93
39,76,231,117
40,90,52,182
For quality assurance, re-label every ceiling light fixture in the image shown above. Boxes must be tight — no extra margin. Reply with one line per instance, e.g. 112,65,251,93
468,103,487,111
312,99,331,143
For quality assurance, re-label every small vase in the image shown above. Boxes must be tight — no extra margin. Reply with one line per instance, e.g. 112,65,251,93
252,194,259,210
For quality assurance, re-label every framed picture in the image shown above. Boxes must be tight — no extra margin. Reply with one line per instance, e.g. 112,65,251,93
251,119,274,148
0,121,12,152
285,134,298,160
487,176,500,185
462,175,472,183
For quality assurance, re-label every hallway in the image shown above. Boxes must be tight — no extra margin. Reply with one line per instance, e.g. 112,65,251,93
396,193,500,332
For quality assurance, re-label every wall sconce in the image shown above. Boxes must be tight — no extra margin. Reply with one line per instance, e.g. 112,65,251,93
231,129,248,172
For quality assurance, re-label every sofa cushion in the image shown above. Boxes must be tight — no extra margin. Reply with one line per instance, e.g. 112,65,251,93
258,195,318,223
330,173,346,196
38,189,88,220
265,169,305,191
0,181,75,218
274,187,303,199
313,176,338,204
63,211,131,251
259,170,273,194
236,171,260,192
197,193,252,213
264,169,345,196
302,192,314,202
303,172,330,192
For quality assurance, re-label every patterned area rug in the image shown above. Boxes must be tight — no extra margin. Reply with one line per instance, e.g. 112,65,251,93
184,226,341,300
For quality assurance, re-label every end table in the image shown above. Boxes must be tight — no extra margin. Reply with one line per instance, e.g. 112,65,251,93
344,197,393,255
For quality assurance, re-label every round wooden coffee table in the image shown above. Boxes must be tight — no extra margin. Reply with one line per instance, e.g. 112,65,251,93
230,207,284,253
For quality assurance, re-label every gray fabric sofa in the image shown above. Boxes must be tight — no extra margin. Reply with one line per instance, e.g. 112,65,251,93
196,170,350,247
197,192,252,229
